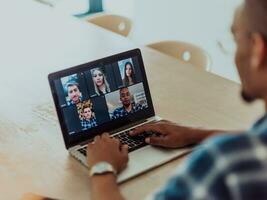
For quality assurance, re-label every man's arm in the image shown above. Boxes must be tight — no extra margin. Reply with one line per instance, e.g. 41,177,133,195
87,122,241,200
87,133,128,200
111,109,119,120
90,174,124,200
148,145,218,200
130,120,238,148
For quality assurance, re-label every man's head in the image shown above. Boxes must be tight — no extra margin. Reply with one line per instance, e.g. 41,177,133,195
82,106,93,120
232,1,267,103
66,82,81,104
120,87,131,107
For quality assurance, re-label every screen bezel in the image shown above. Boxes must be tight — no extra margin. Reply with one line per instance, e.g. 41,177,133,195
48,49,155,149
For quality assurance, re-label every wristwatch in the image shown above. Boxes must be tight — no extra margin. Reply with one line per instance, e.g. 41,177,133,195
89,162,117,177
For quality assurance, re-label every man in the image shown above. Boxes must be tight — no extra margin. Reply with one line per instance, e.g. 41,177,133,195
80,104,97,129
87,1,267,199
111,87,145,120
65,81,82,105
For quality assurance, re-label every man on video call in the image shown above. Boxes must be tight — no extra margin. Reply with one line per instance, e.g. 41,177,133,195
65,81,82,105
87,0,267,199
111,87,144,120
80,104,97,129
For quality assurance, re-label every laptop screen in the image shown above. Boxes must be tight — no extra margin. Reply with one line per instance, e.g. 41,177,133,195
48,49,155,149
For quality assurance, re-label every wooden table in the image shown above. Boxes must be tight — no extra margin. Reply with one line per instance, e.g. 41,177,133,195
0,1,263,199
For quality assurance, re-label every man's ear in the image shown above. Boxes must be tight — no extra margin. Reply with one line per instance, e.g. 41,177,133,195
250,33,266,70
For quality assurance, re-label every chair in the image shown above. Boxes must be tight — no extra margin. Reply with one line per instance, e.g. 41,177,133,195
147,40,212,71
86,14,132,37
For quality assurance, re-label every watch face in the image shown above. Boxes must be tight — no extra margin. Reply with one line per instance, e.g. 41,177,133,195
98,162,108,172
90,161,116,177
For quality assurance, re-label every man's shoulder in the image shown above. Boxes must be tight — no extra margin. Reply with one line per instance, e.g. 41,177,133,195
113,106,124,113
196,131,267,175
203,132,267,198
133,103,145,110
67,100,73,105
81,119,88,124
175,133,265,196
203,132,253,155
112,107,125,119
91,117,97,124
184,133,254,177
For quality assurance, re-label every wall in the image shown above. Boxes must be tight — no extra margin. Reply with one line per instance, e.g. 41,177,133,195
104,0,243,82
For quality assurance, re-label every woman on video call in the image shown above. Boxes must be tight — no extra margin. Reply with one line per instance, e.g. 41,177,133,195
91,67,111,95
123,62,136,86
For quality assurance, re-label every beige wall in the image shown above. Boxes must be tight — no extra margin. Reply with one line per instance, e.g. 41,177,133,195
104,0,243,82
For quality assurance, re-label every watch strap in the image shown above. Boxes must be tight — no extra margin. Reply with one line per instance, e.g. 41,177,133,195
89,162,117,177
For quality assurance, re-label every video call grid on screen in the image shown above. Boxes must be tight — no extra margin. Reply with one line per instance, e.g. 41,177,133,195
53,56,149,135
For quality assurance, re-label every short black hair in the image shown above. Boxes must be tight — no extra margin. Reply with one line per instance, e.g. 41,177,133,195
245,0,267,39
119,87,129,94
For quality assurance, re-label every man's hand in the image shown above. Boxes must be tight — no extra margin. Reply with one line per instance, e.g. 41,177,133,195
129,120,217,148
87,133,129,174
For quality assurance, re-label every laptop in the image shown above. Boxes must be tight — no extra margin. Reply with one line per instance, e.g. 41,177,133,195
48,49,190,183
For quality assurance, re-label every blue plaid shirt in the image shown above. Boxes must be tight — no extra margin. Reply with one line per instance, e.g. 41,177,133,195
111,103,145,120
81,117,97,129
148,114,267,200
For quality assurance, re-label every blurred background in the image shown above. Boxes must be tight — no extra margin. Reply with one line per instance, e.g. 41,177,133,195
35,0,242,83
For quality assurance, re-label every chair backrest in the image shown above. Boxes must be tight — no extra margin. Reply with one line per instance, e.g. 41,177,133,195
87,14,132,37
147,40,212,71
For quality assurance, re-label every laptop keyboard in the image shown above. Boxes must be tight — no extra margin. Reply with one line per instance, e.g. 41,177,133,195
77,130,159,156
